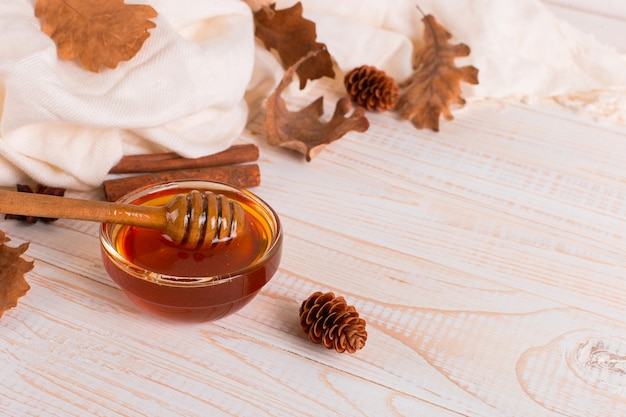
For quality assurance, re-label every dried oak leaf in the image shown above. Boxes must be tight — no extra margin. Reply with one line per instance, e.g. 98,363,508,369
396,14,479,131
0,230,33,319
254,2,335,89
264,52,369,161
35,0,158,72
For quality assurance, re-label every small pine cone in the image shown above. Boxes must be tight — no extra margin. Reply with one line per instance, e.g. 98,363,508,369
299,291,367,354
344,65,399,112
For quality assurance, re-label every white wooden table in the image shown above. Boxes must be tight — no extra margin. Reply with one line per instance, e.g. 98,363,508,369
2,2,625,416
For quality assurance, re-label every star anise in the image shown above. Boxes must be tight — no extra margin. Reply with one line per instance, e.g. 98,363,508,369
4,184,66,224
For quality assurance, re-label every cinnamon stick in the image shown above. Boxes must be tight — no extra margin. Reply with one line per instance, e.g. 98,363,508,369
103,164,261,202
109,144,259,174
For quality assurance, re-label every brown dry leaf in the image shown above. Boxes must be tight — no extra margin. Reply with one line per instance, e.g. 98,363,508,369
254,2,335,89
396,13,479,131
0,230,34,319
264,52,369,161
35,0,158,72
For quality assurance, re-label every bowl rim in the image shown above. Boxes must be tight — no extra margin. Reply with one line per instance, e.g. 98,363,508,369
99,180,282,288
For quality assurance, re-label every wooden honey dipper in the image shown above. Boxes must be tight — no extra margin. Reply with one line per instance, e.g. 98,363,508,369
0,189,245,248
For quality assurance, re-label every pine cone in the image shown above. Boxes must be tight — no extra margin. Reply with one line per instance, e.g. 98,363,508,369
344,65,399,112
299,291,367,354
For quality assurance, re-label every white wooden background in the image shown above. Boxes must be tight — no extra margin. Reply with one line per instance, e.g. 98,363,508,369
2,1,625,416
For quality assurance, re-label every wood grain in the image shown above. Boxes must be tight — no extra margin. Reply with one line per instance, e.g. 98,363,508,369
1,2,625,416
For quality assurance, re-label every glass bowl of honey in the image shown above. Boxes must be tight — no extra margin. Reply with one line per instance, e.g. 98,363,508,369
99,180,282,322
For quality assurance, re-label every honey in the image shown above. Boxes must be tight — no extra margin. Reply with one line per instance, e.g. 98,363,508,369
113,199,268,278
113,223,261,278
100,181,282,322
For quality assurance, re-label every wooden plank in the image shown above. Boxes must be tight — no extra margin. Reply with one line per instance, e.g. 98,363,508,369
0,260,468,416
2,93,625,415
1,4,625,415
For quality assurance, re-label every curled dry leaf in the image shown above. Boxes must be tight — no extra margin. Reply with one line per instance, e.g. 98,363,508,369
254,2,335,89
264,52,369,161
0,230,34,319
396,13,479,131
35,0,158,72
